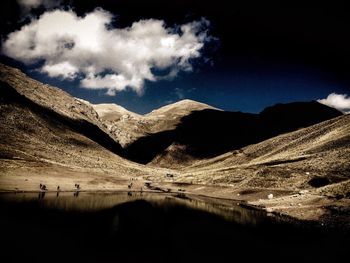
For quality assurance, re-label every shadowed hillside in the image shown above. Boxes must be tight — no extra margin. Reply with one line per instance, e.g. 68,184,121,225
0,64,165,193
176,113,350,194
0,81,124,157
81,99,218,147
126,103,342,166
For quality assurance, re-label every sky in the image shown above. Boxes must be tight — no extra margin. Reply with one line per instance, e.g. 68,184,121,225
1,0,350,114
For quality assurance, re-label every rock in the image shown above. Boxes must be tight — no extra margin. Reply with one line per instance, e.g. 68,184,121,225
165,173,174,178
298,190,309,195
267,194,274,199
266,207,273,213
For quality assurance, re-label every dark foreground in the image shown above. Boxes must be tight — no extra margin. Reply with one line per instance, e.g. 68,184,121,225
0,192,348,263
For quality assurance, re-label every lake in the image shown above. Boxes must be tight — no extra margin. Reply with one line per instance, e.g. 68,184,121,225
0,192,348,263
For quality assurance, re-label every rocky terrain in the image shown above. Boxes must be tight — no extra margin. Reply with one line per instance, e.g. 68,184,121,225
125,100,341,166
147,113,350,226
80,98,217,147
0,63,349,227
0,63,165,192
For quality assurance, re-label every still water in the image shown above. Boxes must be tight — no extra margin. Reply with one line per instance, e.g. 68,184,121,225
0,192,348,263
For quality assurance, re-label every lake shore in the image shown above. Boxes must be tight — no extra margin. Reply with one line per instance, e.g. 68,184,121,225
1,169,349,231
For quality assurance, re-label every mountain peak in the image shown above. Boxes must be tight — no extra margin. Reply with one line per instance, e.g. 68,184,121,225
146,99,220,117
90,103,142,121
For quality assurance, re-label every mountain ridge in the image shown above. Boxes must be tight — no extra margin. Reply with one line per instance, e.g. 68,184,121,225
128,102,342,166
1,62,349,225
1,63,342,167
79,98,218,147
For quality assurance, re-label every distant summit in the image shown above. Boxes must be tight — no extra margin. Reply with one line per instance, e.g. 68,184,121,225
77,99,219,147
146,99,220,117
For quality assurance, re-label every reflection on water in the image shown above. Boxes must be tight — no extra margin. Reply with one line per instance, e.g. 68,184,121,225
0,192,348,263
0,192,269,225
38,191,45,199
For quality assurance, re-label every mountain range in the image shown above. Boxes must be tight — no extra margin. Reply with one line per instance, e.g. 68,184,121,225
0,63,349,225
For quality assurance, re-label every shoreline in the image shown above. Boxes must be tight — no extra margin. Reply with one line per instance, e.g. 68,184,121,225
1,184,349,232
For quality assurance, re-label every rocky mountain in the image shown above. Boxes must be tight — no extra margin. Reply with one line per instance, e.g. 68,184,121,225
0,64,101,126
80,99,217,147
0,63,163,192
146,112,350,224
1,63,342,170
126,102,342,167
181,113,350,190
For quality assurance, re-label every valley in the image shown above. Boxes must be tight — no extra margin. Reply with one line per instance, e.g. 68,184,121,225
0,63,349,228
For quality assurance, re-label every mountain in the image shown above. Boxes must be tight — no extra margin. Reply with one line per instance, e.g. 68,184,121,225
1,63,342,170
125,102,342,167
0,64,101,126
146,99,219,118
184,113,350,183
170,113,350,201
147,112,350,223
92,103,142,121
76,99,143,147
0,63,162,191
82,99,217,147
0,63,124,156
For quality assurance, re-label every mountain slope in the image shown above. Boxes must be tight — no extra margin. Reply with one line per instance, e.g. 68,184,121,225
83,99,217,147
0,64,162,191
127,103,342,167
176,113,350,192
0,64,102,126
144,113,349,225
1,63,343,169
146,99,219,118
75,99,143,147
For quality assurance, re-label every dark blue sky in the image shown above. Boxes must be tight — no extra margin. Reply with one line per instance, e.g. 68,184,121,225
1,1,350,114
24,61,349,114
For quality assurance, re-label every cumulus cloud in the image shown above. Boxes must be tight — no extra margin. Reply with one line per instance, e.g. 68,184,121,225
2,8,211,95
317,93,350,113
17,0,62,11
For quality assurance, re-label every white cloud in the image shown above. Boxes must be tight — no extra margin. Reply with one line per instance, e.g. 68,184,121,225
2,8,211,95
317,93,350,113
17,0,62,11
42,61,78,79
